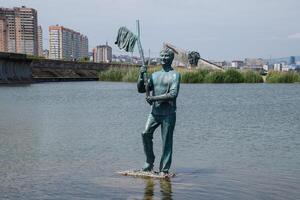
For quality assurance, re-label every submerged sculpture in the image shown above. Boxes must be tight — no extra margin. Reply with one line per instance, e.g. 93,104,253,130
137,48,181,176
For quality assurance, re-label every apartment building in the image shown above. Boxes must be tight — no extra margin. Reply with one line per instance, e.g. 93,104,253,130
38,25,43,56
49,25,88,60
80,35,89,59
0,16,8,52
231,60,244,68
93,44,112,63
0,6,39,55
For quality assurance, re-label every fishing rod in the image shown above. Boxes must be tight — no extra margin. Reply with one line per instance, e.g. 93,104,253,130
136,20,150,97
115,20,150,97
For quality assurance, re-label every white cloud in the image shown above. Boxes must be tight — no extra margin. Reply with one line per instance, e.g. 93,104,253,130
288,33,300,40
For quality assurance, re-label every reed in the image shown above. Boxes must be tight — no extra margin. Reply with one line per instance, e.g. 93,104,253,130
224,69,244,83
98,67,267,84
121,67,140,82
204,70,225,83
180,69,209,83
242,70,264,83
266,71,300,83
99,68,128,82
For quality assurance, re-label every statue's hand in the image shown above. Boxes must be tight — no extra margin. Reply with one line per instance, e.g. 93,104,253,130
140,65,147,75
145,96,153,105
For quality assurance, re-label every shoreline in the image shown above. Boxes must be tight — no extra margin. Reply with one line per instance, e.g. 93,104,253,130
98,67,300,84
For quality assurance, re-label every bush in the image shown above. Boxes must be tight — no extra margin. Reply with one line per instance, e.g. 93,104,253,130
204,70,225,83
181,70,205,83
242,70,264,83
181,69,212,83
224,69,244,83
99,67,148,82
98,67,272,84
99,68,126,81
122,67,139,82
266,71,300,83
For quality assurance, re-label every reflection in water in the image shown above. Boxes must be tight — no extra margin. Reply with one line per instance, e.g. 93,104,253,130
143,178,154,200
160,179,172,200
143,178,172,200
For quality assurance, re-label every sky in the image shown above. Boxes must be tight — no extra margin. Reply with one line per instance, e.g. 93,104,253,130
1,0,300,60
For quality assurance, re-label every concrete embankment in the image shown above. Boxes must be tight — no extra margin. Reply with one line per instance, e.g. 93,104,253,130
0,53,32,84
0,52,138,84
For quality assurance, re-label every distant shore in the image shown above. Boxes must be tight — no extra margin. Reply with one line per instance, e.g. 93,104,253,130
98,67,300,84
1,51,299,84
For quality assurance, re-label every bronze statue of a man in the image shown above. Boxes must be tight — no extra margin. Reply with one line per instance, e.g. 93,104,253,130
137,48,181,175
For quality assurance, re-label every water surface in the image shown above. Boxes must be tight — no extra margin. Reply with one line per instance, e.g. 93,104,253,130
0,82,299,199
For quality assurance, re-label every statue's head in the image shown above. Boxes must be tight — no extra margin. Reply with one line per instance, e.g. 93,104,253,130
160,48,175,66
188,51,200,67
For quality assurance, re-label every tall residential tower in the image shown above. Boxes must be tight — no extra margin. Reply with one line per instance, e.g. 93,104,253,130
49,25,88,60
0,16,8,52
38,25,43,56
0,6,39,55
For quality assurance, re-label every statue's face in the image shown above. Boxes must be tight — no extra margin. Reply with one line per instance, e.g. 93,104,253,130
188,56,199,66
160,51,174,66
188,51,200,66
188,56,194,65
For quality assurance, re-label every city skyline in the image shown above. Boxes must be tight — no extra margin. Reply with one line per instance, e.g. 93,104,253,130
1,0,300,60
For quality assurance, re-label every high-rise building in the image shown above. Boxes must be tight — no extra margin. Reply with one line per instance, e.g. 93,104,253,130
0,16,8,52
0,6,39,55
38,25,43,56
289,56,296,65
49,25,88,60
93,43,112,63
80,35,88,59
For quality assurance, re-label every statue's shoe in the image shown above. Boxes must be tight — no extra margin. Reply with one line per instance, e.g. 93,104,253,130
159,172,169,177
142,163,154,172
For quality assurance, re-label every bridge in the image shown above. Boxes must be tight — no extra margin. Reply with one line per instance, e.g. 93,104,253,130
0,52,138,84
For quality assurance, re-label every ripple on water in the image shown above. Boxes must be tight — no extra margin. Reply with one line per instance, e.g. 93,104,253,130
0,82,300,199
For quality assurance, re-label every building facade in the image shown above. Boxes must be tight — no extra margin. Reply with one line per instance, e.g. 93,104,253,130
274,63,283,71
231,60,244,68
0,16,8,52
245,58,265,67
93,44,112,63
289,56,296,65
0,6,39,55
38,25,43,56
49,25,88,60
80,35,89,59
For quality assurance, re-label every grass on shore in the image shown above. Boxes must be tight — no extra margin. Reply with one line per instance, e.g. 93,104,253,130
99,67,299,84
241,70,264,83
266,71,300,83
